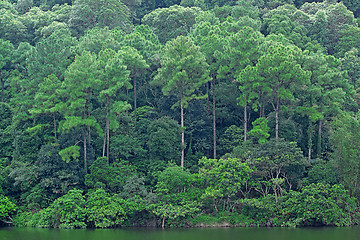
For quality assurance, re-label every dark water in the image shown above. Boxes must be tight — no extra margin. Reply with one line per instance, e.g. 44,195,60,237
1,227,360,240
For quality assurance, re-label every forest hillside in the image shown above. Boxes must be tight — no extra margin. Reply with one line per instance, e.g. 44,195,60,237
0,0,360,228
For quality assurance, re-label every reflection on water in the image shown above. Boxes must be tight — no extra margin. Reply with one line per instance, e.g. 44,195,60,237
0,226,360,240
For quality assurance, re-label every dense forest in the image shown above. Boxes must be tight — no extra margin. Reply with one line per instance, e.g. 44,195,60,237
0,0,360,228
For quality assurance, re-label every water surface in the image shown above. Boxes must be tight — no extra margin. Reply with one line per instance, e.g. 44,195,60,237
1,227,360,240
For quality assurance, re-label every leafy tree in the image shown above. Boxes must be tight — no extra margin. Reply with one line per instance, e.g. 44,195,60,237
198,157,252,211
37,189,86,228
233,138,307,200
331,112,360,197
217,26,263,142
142,5,202,43
303,2,357,55
300,52,354,158
76,27,121,55
147,116,181,166
85,157,136,192
28,74,62,142
97,48,131,162
58,51,102,172
150,164,200,228
120,24,162,67
335,25,360,58
341,49,360,90
69,0,132,37
0,38,13,103
0,102,12,162
117,46,148,127
261,4,312,50
151,36,210,167
247,117,270,144
218,125,243,155
0,195,16,224
240,43,310,141
85,188,126,228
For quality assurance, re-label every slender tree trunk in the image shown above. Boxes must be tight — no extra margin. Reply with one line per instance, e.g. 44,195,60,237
181,103,185,168
259,95,265,118
1,80,4,103
317,119,322,158
53,112,57,140
244,103,247,142
212,79,216,159
84,130,87,173
206,82,210,114
275,97,280,141
162,216,165,229
102,130,106,157
106,113,110,164
133,76,137,128
308,120,313,161
126,88,129,115
102,97,110,164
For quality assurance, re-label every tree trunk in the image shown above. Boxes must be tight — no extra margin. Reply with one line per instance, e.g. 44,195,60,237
133,76,137,128
308,121,313,161
162,216,165,229
1,79,4,103
206,82,210,114
53,112,57,140
181,103,185,168
102,130,106,157
275,97,280,141
212,79,216,159
106,113,110,164
244,103,247,142
317,119,322,158
83,130,87,173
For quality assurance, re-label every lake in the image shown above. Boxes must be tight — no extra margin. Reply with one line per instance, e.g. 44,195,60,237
1,227,360,240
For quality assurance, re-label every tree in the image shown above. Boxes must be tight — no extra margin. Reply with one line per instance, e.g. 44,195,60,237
0,195,16,224
0,38,13,103
97,48,131,162
217,26,263,142
147,116,181,166
151,36,210,167
142,5,202,44
85,188,126,228
28,74,62,142
117,46,148,127
331,112,360,197
68,0,132,37
198,157,252,211
58,51,102,173
242,43,310,141
300,52,354,158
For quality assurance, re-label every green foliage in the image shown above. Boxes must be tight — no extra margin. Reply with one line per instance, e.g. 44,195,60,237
85,157,136,192
147,117,181,163
148,200,200,227
69,0,132,37
331,112,360,197
155,164,191,194
36,189,86,229
218,125,243,154
152,36,210,109
198,157,252,211
142,5,202,43
2,0,360,230
0,195,16,223
86,188,126,228
247,117,270,144
59,145,80,163
240,183,359,227
304,159,339,186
